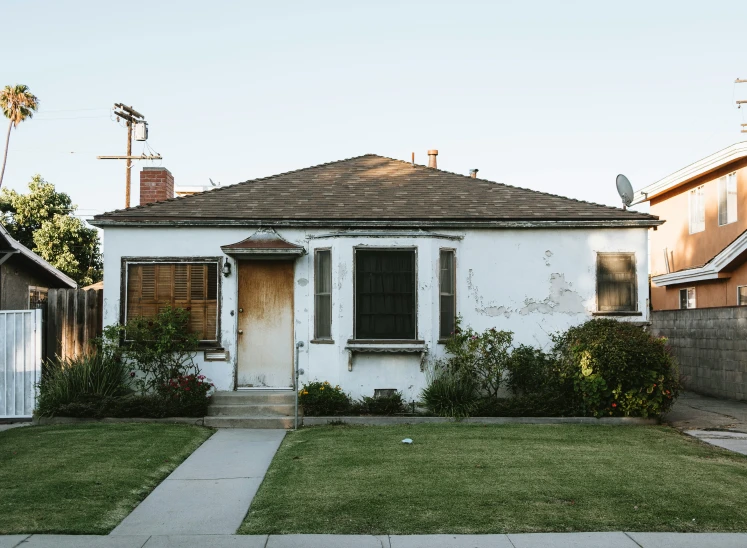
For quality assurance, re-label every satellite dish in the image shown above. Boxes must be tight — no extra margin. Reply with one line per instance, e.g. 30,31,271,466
616,174,634,209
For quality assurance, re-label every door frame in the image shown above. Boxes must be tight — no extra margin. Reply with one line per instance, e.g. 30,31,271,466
233,258,296,390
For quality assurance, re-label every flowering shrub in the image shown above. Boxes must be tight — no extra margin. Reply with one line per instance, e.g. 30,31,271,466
160,374,215,416
298,381,350,416
552,319,680,418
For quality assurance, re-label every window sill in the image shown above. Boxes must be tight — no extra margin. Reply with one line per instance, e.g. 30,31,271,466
345,340,428,372
592,311,643,317
310,338,335,344
437,338,451,345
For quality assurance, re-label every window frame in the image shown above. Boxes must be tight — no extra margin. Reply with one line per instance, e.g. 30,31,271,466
28,286,49,310
120,256,223,345
352,246,418,342
738,285,747,306
689,185,706,234
438,248,456,342
595,252,638,314
718,172,738,227
679,287,696,310
313,248,333,342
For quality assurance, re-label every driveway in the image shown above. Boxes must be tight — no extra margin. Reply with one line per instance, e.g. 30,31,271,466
662,391,747,431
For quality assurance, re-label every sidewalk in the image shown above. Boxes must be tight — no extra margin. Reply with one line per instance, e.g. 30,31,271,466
110,429,285,536
4,533,747,547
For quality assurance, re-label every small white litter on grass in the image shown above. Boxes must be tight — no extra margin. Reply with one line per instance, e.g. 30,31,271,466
402,438,413,444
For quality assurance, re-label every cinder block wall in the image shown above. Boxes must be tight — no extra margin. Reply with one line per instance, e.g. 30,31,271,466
650,307,747,402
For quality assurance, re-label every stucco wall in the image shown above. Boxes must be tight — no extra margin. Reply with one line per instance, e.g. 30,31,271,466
102,226,649,400
0,255,66,310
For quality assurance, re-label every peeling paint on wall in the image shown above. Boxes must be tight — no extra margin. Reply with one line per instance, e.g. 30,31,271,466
544,250,553,266
297,278,309,286
518,273,586,315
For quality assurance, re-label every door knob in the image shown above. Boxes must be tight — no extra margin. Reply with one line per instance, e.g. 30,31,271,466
238,329,243,334
239,308,243,313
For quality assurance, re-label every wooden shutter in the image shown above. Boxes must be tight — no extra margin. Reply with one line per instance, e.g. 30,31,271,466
597,254,636,312
126,262,219,340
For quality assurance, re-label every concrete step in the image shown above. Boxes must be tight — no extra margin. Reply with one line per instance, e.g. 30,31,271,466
203,415,296,429
211,390,295,405
207,403,296,417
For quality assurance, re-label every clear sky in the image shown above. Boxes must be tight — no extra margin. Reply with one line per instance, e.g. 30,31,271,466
3,0,747,220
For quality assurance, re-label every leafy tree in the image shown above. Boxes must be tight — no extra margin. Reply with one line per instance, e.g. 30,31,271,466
0,84,39,188
0,175,102,285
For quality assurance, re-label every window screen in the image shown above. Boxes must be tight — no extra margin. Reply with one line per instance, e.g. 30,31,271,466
439,250,455,338
718,172,738,226
355,249,416,340
596,253,637,312
126,262,218,341
314,250,332,339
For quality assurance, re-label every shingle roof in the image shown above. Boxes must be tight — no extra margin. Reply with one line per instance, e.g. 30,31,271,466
92,154,660,227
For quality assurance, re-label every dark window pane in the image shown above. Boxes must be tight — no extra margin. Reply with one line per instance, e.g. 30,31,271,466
314,250,332,339
597,253,636,312
356,250,416,339
439,250,455,338
440,295,455,338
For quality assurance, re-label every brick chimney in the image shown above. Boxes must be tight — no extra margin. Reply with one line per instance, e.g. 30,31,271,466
140,167,174,205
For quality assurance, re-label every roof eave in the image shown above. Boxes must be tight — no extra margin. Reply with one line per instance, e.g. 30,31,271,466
90,218,663,229
0,225,77,288
632,141,747,205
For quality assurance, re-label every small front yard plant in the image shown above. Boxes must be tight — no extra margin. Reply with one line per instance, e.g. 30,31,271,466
298,381,350,416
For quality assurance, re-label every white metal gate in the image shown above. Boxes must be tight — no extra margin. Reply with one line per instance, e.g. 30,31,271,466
0,310,42,418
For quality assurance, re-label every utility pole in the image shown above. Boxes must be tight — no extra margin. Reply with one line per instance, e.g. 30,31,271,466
737,79,747,133
98,103,162,208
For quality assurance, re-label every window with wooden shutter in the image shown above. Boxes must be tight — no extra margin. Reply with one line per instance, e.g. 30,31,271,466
355,249,416,340
596,253,637,312
126,262,219,341
439,249,456,339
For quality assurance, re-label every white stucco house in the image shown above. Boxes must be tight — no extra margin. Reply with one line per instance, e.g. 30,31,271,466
91,153,661,401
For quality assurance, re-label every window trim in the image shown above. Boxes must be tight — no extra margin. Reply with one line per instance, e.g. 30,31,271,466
718,172,738,227
438,248,456,343
738,285,747,306
679,287,696,309
120,256,223,346
595,252,638,313
312,248,333,342
28,285,49,309
352,246,418,341
689,185,706,234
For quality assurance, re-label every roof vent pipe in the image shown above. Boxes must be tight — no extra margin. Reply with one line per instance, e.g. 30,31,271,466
427,149,438,169
470,169,479,178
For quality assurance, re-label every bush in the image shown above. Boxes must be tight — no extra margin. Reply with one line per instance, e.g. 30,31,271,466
52,393,208,419
351,392,409,415
103,307,201,395
299,381,350,416
421,364,480,418
505,344,554,395
159,374,215,417
37,351,131,417
443,322,513,399
552,319,680,417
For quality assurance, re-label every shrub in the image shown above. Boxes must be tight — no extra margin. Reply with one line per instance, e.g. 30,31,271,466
103,307,201,395
37,351,131,417
443,322,513,399
421,363,480,418
351,392,408,415
505,344,554,395
159,374,215,417
552,319,680,417
51,393,208,419
299,381,350,416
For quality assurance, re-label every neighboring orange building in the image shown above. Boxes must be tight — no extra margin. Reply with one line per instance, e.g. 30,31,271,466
634,142,747,310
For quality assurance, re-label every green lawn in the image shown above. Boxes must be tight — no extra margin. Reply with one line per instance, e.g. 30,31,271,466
240,424,747,535
0,423,213,534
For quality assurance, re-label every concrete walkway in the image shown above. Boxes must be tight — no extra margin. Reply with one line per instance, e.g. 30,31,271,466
662,391,747,431
111,429,285,536
4,533,747,547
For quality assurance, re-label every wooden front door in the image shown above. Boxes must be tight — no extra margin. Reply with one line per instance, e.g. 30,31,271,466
236,261,294,388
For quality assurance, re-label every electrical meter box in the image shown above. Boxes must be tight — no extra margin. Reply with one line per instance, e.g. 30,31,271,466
134,122,148,141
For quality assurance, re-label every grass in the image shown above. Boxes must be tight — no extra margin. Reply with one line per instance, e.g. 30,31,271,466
0,423,213,534
240,424,747,535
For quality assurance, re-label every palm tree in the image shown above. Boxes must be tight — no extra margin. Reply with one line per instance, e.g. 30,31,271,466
0,85,39,189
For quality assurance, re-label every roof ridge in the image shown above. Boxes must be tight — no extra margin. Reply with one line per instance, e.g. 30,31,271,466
95,154,376,218
378,154,637,215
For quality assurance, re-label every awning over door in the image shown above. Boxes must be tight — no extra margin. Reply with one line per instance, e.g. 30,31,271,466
220,228,306,258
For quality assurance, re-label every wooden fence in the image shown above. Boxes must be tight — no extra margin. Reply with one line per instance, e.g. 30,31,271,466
45,288,103,362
